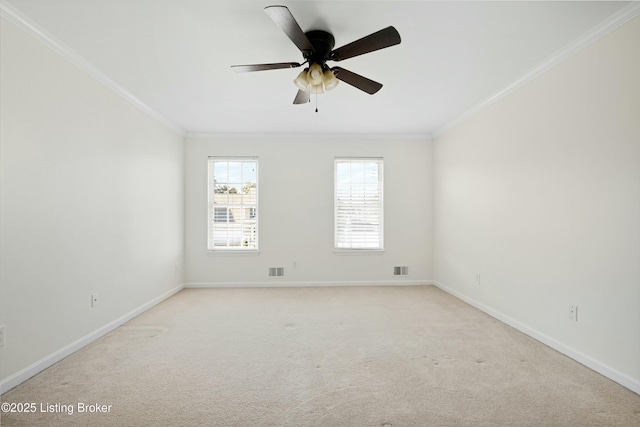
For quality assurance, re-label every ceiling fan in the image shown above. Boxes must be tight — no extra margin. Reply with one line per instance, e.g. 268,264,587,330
231,5,401,105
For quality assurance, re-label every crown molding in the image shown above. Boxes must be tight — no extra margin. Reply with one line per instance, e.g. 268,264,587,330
432,2,640,139
0,0,186,137
185,132,432,141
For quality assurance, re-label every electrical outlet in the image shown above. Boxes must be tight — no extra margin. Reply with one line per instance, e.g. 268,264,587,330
569,305,578,321
0,325,6,346
91,293,99,308
475,273,481,285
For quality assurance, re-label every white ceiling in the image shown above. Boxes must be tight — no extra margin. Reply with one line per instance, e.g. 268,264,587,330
2,1,635,136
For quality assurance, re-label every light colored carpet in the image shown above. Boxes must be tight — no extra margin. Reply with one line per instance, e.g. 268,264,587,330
1,286,639,427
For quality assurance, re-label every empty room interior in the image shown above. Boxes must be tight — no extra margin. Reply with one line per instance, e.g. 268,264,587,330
1,1,639,426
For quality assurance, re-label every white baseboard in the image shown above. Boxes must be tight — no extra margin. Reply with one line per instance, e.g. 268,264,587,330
432,280,640,395
0,284,184,394
185,280,434,288
10,280,634,396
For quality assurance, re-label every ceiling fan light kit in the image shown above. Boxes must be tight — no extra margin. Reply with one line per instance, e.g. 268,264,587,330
323,69,339,91
307,63,324,86
294,69,310,90
294,64,339,93
231,5,401,106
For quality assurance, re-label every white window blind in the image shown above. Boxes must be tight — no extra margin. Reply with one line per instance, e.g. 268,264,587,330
335,158,383,250
208,158,258,250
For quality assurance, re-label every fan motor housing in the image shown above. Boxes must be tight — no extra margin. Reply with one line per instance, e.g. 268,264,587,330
304,30,335,66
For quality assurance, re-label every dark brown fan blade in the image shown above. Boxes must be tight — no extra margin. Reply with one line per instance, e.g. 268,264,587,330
264,6,315,54
293,89,310,104
330,26,401,61
231,62,301,73
331,67,383,94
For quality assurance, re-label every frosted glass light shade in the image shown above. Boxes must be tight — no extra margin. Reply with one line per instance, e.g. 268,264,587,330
294,69,309,91
307,64,324,86
323,69,339,91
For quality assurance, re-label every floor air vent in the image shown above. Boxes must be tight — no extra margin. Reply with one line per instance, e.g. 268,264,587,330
269,267,285,277
394,266,409,276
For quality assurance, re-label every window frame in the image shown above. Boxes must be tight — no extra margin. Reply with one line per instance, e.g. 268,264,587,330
334,157,384,252
207,157,259,252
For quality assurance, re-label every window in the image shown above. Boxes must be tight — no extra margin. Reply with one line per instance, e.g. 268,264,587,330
334,158,383,250
208,158,258,250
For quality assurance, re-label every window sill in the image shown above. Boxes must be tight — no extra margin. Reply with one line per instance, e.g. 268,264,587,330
207,250,260,257
333,249,384,256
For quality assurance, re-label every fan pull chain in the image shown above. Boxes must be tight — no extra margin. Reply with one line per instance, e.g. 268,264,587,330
315,90,318,113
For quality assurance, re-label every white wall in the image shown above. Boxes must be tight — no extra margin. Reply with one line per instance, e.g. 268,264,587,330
185,137,432,286
3,2,636,398
0,17,184,386
433,16,640,391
